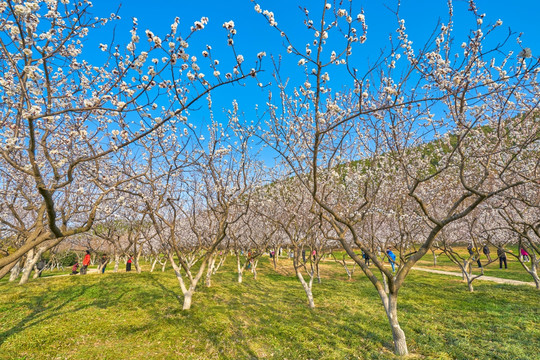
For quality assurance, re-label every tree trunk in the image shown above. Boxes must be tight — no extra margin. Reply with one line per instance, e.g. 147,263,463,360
161,259,167,272
383,294,408,356
150,258,158,272
468,280,474,292
296,270,315,309
381,270,390,294
32,263,43,279
462,260,468,281
206,254,216,287
252,259,259,280
213,255,225,274
134,250,142,274
528,267,539,290
9,259,22,282
114,254,120,273
236,254,244,283
183,289,194,310
20,248,45,285
532,274,539,290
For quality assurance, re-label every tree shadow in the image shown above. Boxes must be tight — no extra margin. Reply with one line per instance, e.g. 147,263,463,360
0,279,128,348
0,284,92,347
146,273,184,308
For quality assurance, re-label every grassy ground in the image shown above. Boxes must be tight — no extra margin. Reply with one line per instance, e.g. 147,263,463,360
0,257,538,360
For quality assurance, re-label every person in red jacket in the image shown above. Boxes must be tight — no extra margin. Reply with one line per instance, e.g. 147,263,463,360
81,250,91,275
126,255,133,272
70,262,79,275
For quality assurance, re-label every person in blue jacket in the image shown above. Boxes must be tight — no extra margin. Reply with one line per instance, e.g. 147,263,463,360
386,248,397,272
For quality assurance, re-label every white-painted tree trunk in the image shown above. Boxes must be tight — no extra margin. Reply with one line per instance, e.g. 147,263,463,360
296,270,315,309
114,254,120,273
382,293,408,356
523,260,539,290
168,252,207,311
32,263,43,279
150,258,158,272
236,253,245,283
183,289,194,310
161,259,167,272
213,255,226,275
135,250,142,274
252,259,259,280
206,254,216,287
9,259,22,282
20,248,45,285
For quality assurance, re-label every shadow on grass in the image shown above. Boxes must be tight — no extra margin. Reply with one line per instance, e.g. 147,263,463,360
0,276,130,348
0,283,93,347
142,268,394,359
147,273,184,308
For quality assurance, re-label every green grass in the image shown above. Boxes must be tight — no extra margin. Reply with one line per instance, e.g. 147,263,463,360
0,257,538,359
416,246,535,283
329,246,536,283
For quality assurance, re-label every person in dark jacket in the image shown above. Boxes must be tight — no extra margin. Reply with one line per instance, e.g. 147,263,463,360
482,245,491,262
362,251,371,266
36,260,46,277
497,246,507,269
100,254,108,274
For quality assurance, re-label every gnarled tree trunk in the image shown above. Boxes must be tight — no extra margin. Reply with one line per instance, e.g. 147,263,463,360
20,248,46,285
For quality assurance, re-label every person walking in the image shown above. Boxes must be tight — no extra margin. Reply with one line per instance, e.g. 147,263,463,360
100,254,108,274
520,247,530,262
36,259,46,277
362,250,371,266
467,244,482,268
126,255,133,272
81,250,91,275
497,246,507,269
482,245,492,262
386,248,397,272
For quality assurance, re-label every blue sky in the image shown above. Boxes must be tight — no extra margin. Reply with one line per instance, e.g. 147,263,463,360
85,0,539,160
88,0,539,103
